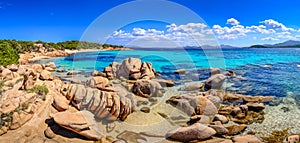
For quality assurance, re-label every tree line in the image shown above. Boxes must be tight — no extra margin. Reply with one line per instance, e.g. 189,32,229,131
0,40,124,66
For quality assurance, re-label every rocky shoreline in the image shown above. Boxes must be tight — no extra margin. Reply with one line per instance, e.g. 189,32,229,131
0,50,300,142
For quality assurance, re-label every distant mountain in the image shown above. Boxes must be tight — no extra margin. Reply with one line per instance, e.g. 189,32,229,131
250,40,300,48
273,40,300,47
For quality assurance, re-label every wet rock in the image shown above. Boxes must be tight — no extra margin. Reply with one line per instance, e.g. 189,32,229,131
232,135,262,143
288,135,299,143
56,69,65,73
52,110,103,140
246,103,265,111
140,107,150,113
226,70,236,76
226,124,247,135
166,123,216,142
209,68,221,76
205,74,226,89
67,71,76,75
174,69,186,74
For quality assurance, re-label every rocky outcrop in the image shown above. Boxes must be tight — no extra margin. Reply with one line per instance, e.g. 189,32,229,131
86,76,109,89
205,74,226,89
62,84,136,121
52,110,103,140
101,58,156,80
132,79,162,98
19,44,71,65
40,70,53,80
166,123,216,142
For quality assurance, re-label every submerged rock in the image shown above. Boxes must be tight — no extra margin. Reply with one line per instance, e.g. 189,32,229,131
174,69,186,74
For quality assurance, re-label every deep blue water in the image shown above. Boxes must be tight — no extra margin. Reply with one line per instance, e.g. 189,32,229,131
41,48,300,97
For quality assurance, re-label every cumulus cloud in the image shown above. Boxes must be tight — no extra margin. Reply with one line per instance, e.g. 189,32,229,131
108,18,300,46
261,37,279,41
261,19,295,31
226,18,240,25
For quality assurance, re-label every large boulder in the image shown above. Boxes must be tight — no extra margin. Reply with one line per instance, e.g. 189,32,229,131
40,70,53,80
86,76,109,89
52,110,103,140
102,58,156,80
52,94,69,111
117,58,142,79
31,64,43,73
140,62,155,79
132,79,162,98
205,74,226,89
166,123,216,142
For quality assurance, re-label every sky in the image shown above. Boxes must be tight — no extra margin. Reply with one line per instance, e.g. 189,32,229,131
1,0,300,47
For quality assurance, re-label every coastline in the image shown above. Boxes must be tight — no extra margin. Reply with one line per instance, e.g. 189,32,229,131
2,45,300,142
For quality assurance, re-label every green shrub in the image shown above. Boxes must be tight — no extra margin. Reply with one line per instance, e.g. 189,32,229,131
0,41,19,66
28,85,49,100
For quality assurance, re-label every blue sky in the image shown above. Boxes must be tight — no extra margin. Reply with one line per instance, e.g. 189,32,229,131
1,0,300,47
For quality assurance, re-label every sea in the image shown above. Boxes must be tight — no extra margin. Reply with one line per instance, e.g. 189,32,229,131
40,48,300,98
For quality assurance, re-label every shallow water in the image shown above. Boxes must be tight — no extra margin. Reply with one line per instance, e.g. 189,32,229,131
41,48,300,97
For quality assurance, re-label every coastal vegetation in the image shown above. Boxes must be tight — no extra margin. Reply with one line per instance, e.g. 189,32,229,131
0,39,125,66
27,85,49,101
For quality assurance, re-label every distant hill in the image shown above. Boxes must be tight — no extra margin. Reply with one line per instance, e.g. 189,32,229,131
250,40,300,48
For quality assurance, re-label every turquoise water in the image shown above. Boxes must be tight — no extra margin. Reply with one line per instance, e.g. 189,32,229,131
42,48,300,97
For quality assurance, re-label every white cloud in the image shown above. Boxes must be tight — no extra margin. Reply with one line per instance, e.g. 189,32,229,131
246,25,275,34
261,19,295,31
261,37,279,41
108,18,300,46
226,18,240,25
167,23,207,33
132,28,146,36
